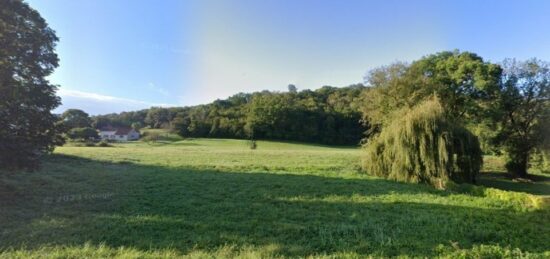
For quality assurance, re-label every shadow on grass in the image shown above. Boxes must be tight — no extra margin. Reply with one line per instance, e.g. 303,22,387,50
0,154,548,257
478,171,550,196
140,141,201,147
255,139,360,149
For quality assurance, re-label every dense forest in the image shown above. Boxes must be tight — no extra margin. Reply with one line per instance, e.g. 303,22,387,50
91,85,368,145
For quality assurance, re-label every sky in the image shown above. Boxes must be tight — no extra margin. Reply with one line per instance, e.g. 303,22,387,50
26,0,550,115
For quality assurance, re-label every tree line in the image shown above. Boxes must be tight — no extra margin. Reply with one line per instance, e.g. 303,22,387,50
90,85,367,145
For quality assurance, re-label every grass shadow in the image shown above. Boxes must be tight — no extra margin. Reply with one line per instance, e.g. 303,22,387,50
478,171,550,196
1,154,548,257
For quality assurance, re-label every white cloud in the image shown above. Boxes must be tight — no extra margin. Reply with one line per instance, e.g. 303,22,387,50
56,89,176,115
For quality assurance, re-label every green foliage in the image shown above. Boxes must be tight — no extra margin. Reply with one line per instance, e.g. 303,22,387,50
92,109,148,129
67,127,99,141
60,109,92,129
245,86,366,144
87,86,366,146
131,122,143,130
141,128,183,142
0,0,64,169
84,141,96,147
362,52,549,178
531,150,550,174
144,107,171,128
362,51,502,129
362,98,482,187
468,122,501,155
141,132,160,143
172,86,366,145
495,59,550,177
97,140,112,147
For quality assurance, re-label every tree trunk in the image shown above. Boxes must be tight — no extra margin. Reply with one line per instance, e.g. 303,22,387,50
516,153,529,178
506,148,530,178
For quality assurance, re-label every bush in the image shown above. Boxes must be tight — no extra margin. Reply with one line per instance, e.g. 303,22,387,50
141,132,160,143
530,149,550,174
249,140,257,150
362,98,482,188
84,141,96,147
68,127,99,141
98,140,112,147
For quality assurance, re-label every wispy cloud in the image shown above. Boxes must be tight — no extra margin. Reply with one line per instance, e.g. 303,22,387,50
58,89,174,106
147,82,169,96
56,89,177,115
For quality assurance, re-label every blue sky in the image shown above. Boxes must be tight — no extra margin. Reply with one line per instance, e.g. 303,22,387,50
27,0,550,115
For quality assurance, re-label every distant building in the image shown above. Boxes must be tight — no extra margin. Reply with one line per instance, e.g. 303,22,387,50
98,127,140,141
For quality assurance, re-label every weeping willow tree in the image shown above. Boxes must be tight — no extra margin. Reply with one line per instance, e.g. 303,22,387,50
362,98,482,188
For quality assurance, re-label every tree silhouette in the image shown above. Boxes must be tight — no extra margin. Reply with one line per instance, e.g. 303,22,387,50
0,0,63,169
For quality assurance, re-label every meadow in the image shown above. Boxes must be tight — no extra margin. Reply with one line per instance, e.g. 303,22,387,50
1,138,549,258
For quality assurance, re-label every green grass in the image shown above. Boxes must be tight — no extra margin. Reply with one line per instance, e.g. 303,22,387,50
478,156,550,196
1,139,549,258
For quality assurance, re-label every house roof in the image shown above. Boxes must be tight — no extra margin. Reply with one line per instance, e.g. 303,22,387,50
115,127,134,135
99,126,116,131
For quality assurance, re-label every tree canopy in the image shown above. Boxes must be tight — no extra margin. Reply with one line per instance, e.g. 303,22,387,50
60,109,92,129
362,51,501,129
0,0,63,169
495,59,550,176
362,51,549,178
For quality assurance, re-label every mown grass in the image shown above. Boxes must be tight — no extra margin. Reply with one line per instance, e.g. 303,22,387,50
1,138,549,258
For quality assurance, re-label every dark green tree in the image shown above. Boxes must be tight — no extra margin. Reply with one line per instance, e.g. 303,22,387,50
362,51,502,128
171,113,191,137
496,59,550,177
60,109,92,129
131,122,143,130
0,0,63,169
145,107,171,128
288,84,297,93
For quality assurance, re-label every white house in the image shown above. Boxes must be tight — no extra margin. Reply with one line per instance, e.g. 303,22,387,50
99,127,140,141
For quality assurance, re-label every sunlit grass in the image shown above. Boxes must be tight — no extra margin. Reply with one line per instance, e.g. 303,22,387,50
1,138,548,258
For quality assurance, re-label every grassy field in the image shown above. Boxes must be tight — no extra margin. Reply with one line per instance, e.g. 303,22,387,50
1,138,549,258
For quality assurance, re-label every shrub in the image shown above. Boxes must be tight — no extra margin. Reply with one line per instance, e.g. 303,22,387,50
530,149,550,174
68,127,99,141
362,98,482,188
98,140,112,147
142,132,160,143
249,140,257,150
84,141,96,147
